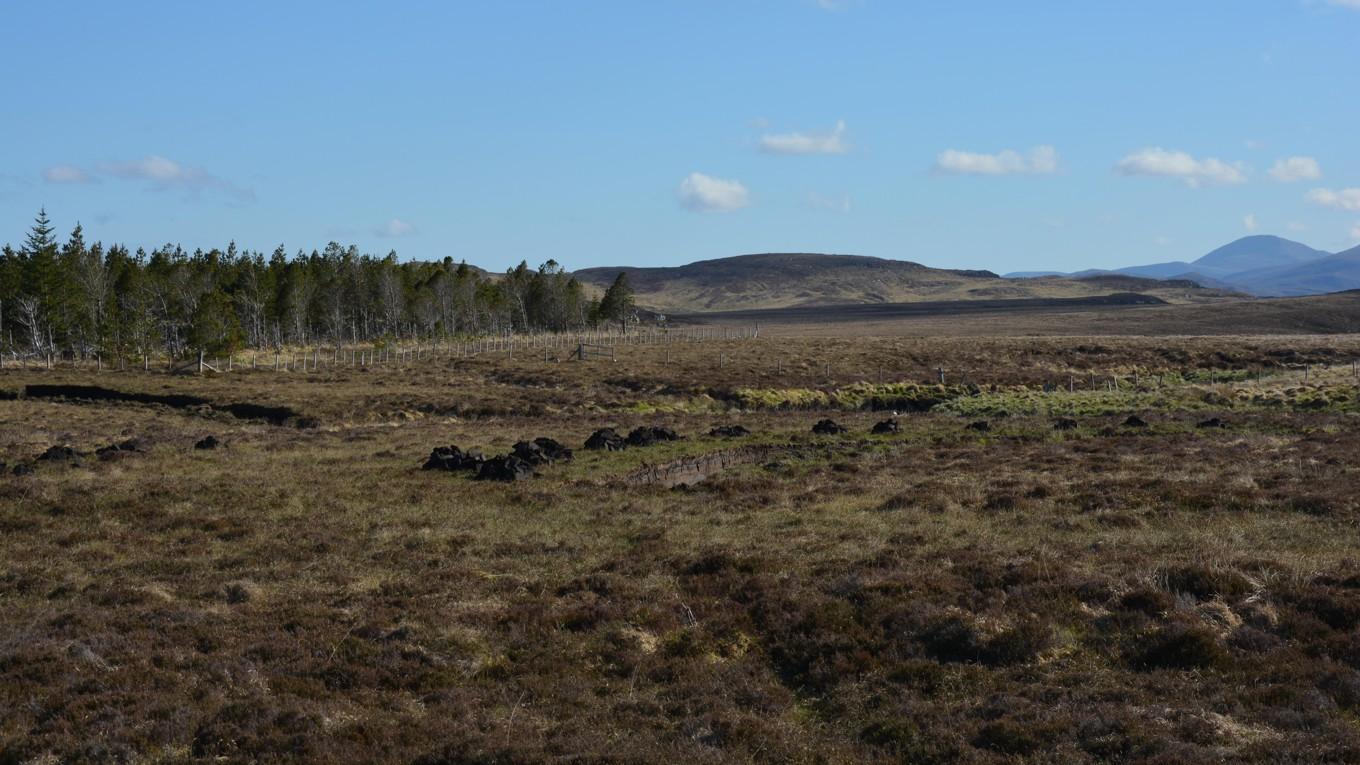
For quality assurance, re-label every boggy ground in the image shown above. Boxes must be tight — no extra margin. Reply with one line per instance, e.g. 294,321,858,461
4,335,1360,763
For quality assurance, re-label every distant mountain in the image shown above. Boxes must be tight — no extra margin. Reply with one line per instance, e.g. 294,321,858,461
1004,270,1065,278
1111,261,1201,280
1007,235,1345,296
1228,245,1360,296
1194,235,1330,276
574,253,1226,313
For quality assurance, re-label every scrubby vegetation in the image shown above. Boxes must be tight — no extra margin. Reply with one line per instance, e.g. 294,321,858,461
4,333,1360,762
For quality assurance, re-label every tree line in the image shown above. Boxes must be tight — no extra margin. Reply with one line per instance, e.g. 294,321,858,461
0,209,635,358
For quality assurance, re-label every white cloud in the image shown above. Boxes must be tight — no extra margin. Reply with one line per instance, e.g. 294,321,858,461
1244,214,1259,233
1326,0,1360,9
1268,156,1321,183
1351,222,1360,241
42,164,94,184
934,146,1059,176
1306,187,1360,211
1115,147,1247,187
375,218,416,237
759,120,849,155
97,155,255,201
806,192,852,213
1288,221,1308,233
678,172,750,213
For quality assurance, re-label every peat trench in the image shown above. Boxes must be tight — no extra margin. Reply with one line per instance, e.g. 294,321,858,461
16,384,315,427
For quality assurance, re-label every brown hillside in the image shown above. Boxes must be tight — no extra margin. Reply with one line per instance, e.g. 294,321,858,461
574,253,1232,313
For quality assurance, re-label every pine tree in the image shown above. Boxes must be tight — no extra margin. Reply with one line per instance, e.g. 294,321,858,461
596,272,635,330
17,208,60,351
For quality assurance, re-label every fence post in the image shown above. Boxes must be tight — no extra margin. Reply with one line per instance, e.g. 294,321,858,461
198,349,205,374
937,367,944,384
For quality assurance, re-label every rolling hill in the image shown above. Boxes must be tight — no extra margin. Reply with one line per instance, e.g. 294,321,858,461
574,253,1230,313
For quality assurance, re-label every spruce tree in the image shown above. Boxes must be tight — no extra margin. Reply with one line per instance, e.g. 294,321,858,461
597,272,635,330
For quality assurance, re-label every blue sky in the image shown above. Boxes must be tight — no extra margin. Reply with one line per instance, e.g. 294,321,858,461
2,0,1358,273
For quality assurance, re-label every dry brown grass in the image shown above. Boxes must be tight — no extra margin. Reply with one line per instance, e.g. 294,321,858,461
4,333,1360,762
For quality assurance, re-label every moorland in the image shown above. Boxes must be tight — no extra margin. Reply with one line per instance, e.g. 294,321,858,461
6,310,1360,763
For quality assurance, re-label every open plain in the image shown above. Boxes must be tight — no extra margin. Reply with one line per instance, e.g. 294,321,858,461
6,309,1360,763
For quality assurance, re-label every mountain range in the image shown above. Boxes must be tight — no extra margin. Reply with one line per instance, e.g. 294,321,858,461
573,253,1230,314
570,236,1360,314
1006,235,1360,297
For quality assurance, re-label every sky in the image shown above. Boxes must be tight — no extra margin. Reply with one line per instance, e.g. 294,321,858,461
1,0,1358,274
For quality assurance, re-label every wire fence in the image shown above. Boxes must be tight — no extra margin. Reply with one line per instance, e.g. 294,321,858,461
0,325,760,374
2,325,1358,393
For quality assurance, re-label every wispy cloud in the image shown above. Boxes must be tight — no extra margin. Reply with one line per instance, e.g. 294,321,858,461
1307,188,1360,212
678,172,750,213
1325,0,1360,9
92,155,255,201
1351,222,1360,241
934,146,1058,176
1268,156,1321,183
1244,214,1259,233
374,218,417,238
42,164,95,184
1115,147,1247,187
759,120,849,155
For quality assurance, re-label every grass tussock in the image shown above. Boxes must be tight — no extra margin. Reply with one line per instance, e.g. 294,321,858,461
4,334,1360,761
